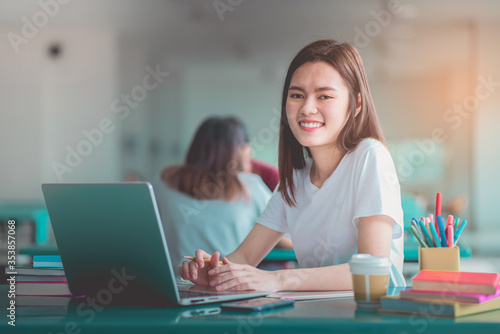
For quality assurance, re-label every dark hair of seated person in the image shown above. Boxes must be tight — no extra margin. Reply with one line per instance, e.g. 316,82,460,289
161,116,250,201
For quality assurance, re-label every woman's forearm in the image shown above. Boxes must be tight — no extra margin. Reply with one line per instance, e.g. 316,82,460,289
226,250,251,266
275,263,353,291
227,223,284,267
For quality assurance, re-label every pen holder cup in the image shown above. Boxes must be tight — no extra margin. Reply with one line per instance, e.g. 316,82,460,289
418,246,460,271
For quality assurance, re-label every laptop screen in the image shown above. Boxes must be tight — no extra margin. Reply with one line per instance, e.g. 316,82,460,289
42,183,180,305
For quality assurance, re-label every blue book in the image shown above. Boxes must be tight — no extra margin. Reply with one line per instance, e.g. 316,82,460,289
33,255,63,268
33,255,61,262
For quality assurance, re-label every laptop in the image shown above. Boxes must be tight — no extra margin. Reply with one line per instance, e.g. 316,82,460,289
41,182,269,306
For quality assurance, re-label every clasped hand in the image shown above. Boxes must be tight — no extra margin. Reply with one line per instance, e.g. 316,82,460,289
179,249,280,292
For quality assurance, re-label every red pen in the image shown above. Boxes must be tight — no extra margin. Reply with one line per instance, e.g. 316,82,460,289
436,193,441,217
446,225,454,247
435,193,442,237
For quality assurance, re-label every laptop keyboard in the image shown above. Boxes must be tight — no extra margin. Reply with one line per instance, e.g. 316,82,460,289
179,290,221,298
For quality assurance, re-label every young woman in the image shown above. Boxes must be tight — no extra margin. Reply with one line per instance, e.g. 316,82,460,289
179,40,405,290
155,116,275,272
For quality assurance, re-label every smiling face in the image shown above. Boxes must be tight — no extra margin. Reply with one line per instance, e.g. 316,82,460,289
286,61,352,152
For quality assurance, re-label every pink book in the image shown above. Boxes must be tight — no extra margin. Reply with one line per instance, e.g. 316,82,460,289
412,270,500,294
400,285,500,304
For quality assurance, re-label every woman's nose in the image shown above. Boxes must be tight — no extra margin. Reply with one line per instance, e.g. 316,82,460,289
300,98,318,115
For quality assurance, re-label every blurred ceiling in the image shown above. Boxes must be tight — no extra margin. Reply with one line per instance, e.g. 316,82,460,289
1,0,499,77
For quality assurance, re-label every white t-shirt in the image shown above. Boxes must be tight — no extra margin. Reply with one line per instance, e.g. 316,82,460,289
155,172,272,274
258,138,406,286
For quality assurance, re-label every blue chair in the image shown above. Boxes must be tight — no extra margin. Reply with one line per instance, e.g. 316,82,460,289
401,193,427,233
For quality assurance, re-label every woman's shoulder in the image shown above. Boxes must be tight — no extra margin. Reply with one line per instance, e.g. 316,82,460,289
238,172,272,194
238,172,268,188
356,138,385,151
238,171,261,181
350,138,389,158
343,139,393,170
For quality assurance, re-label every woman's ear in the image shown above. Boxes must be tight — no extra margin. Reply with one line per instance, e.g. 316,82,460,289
240,144,253,173
355,93,362,117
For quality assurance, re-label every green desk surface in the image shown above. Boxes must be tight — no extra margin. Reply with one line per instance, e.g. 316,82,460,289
1,285,499,334
18,247,298,260
19,244,59,256
262,248,296,261
20,244,473,262
266,245,472,262
0,202,46,220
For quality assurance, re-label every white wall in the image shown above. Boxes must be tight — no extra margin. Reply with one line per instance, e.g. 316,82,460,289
117,38,153,181
149,63,183,178
371,24,473,221
0,29,120,200
474,21,500,232
0,29,44,199
179,62,282,166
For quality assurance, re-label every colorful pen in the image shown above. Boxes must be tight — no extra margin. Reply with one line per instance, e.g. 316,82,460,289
446,225,454,247
437,215,447,247
446,215,454,229
435,192,441,218
425,218,434,245
454,217,461,231
411,218,425,240
419,218,434,247
410,225,428,248
454,219,468,245
411,218,419,230
428,214,434,222
429,222,442,248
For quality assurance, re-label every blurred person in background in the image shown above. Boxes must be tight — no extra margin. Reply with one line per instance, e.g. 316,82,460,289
156,116,291,276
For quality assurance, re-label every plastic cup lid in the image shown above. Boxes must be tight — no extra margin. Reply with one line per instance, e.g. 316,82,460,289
349,254,391,267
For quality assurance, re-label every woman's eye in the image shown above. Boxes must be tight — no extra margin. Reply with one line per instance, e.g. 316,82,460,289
290,93,303,99
319,95,332,100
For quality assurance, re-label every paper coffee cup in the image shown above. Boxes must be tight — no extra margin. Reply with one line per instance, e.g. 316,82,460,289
349,254,391,309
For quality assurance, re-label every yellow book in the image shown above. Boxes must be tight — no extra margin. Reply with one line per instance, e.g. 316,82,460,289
379,294,500,318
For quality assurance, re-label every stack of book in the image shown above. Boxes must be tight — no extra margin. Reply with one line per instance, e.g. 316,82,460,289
380,270,500,317
17,255,69,296
8,255,72,317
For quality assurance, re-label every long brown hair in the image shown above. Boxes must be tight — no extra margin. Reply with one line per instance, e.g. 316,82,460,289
163,116,249,201
278,39,386,206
